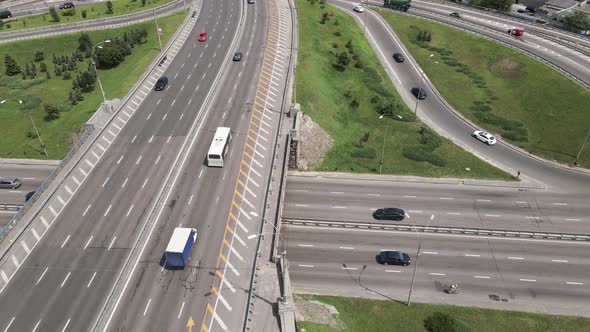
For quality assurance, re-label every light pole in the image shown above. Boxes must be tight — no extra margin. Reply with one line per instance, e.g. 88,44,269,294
91,40,111,113
407,214,435,306
574,129,590,166
413,54,434,115
248,217,290,304
379,125,389,174
153,10,163,51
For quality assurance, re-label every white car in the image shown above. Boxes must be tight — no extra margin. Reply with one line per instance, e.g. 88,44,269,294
353,5,365,12
472,130,497,145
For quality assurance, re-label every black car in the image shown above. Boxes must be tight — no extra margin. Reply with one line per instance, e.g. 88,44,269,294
392,53,404,63
0,9,12,19
154,76,169,91
25,191,36,202
411,87,426,100
377,250,411,266
373,207,405,221
233,52,243,61
248,0,255,3
59,2,75,9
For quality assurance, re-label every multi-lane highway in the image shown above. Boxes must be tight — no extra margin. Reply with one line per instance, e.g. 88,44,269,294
0,0,257,330
285,224,590,317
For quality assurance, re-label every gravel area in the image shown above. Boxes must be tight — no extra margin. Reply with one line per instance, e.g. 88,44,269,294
296,113,333,171
295,296,343,330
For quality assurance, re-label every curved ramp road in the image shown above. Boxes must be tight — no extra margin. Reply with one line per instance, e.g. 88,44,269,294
1,0,109,18
0,0,188,44
330,0,590,192
285,225,590,317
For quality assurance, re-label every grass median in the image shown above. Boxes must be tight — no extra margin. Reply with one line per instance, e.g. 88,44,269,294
295,0,512,180
0,0,174,32
296,295,590,331
0,11,185,159
379,10,590,167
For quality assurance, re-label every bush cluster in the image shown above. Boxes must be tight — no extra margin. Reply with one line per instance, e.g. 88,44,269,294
403,126,446,166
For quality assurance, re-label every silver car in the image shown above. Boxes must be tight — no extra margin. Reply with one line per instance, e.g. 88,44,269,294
472,130,497,145
0,177,22,189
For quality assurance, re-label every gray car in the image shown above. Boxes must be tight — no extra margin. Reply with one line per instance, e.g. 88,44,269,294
0,177,22,189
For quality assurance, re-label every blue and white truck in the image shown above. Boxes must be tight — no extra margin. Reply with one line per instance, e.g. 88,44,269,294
164,227,197,268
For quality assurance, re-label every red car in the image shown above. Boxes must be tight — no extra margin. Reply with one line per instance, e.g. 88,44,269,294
198,31,208,42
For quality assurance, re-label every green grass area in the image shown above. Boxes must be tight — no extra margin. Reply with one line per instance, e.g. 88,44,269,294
0,11,186,159
379,10,590,167
296,295,590,332
295,0,512,179
0,0,173,32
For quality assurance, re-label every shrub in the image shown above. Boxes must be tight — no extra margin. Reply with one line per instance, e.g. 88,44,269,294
81,9,87,18
332,42,338,48
49,6,60,22
363,67,392,98
354,60,363,68
351,147,376,159
34,51,45,62
106,1,114,14
424,312,457,332
370,95,381,104
350,98,359,108
444,59,459,66
402,146,446,167
418,126,442,150
63,72,72,80
61,8,76,16
333,31,341,36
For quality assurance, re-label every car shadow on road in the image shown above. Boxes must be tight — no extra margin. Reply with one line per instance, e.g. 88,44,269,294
342,263,406,305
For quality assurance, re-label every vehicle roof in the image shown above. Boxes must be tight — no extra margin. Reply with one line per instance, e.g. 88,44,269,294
165,227,196,253
208,127,232,156
1,177,18,182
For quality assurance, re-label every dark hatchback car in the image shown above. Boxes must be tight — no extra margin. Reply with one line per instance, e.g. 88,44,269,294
392,53,404,63
59,2,75,9
411,87,427,100
154,76,169,91
373,207,405,221
25,191,36,202
233,52,243,61
377,250,411,266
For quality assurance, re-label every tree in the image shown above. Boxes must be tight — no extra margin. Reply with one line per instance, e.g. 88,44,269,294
31,62,37,78
320,12,329,24
46,71,51,79
95,42,129,69
34,51,45,62
48,6,60,22
5,55,21,76
81,9,87,18
337,51,351,66
562,12,590,31
78,33,92,53
142,0,147,6
25,63,31,78
55,66,62,76
75,88,84,101
69,90,78,105
39,62,47,72
44,103,61,120
106,1,114,14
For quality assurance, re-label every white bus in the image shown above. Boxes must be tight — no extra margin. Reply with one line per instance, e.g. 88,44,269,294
207,127,232,167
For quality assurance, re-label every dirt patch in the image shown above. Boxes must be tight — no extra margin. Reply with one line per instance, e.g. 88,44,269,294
297,112,333,170
490,56,527,79
295,296,344,330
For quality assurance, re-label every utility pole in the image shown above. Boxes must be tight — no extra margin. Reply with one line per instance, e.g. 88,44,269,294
28,112,48,157
574,129,590,166
407,214,435,306
154,10,163,51
379,126,389,174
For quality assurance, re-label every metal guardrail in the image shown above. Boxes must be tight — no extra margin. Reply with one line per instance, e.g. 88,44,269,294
282,218,590,241
0,203,23,211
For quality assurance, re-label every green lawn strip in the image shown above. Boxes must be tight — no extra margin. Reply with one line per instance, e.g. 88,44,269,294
0,0,173,32
295,0,512,180
379,10,590,167
0,11,185,159
296,294,590,332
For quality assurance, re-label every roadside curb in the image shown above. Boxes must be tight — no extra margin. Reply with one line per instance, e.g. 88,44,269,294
288,171,545,190
0,159,61,166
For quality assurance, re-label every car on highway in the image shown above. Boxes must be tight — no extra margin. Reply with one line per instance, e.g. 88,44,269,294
198,31,208,42
233,52,243,61
25,191,36,202
353,5,365,12
411,87,426,100
154,76,169,91
59,2,75,9
472,130,497,145
373,207,405,221
248,0,255,3
0,9,12,19
449,12,463,18
377,250,411,266
392,53,404,63
0,177,22,189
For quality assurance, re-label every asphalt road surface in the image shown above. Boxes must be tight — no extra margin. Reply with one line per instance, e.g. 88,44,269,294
284,174,590,234
0,0,247,330
285,224,590,317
